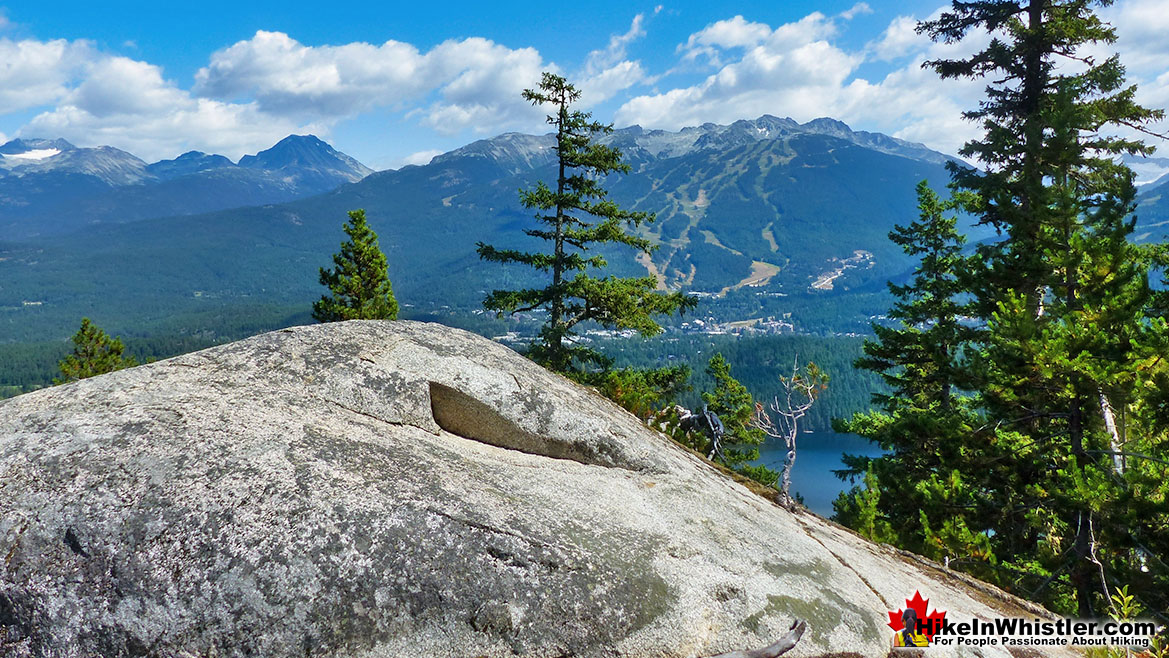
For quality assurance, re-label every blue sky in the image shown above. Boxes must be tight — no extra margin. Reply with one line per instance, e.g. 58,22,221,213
0,0,1166,170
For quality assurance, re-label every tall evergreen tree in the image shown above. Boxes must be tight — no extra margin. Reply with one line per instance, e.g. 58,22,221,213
55,318,137,384
855,181,976,408
834,181,991,569
908,0,1166,616
313,209,399,323
477,72,694,374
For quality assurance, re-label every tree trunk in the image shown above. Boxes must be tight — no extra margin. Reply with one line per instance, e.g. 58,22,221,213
1099,392,1124,475
780,435,796,507
549,95,568,370
706,620,806,658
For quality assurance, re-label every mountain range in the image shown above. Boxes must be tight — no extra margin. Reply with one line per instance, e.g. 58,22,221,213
1,115,1166,348
0,135,372,238
1136,176,1169,242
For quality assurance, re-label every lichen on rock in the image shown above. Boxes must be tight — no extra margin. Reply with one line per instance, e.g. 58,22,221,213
0,321,1075,657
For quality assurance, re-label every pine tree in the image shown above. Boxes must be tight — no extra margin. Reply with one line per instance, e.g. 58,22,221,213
913,0,1166,616
55,318,137,384
834,181,989,567
313,209,399,323
476,72,695,374
595,365,691,419
833,466,896,544
701,353,770,474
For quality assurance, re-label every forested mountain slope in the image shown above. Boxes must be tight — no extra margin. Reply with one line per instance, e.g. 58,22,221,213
0,116,966,343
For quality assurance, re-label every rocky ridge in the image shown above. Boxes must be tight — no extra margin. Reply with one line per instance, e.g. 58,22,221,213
433,115,952,175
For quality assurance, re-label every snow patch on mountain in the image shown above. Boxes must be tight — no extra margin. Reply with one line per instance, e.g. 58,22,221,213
430,115,956,175
3,149,62,161
1124,154,1169,186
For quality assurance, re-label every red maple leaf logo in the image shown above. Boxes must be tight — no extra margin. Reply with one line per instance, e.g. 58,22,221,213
887,590,948,642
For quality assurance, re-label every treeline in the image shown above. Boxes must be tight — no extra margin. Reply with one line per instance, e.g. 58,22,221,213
603,333,880,431
829,1,1169,624
0,303,313,398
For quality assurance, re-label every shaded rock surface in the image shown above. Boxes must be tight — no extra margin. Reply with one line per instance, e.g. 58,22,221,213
0,321,1073,657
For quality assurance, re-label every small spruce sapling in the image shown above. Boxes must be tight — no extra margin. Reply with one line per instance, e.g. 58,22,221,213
55,318,137,384
313,209,399,322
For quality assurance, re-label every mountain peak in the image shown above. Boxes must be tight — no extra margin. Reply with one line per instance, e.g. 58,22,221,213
427,116,953,173
801,117,853,135
239,134,373,182
0,138,76,156
242,135,332,166
430,132,556,174
146,151,236,180
274,134,329,147
0,138,149,186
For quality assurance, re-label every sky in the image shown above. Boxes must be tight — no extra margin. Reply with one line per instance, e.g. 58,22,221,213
0,0,1166,171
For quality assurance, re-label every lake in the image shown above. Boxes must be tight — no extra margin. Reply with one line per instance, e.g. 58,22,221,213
754,431,884,517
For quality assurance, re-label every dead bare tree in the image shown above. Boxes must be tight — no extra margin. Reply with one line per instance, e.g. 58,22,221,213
750,358,828,508
705,619,807,658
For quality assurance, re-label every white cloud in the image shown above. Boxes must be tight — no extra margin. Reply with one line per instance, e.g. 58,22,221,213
195,31,549,136
70,57,181,117
0,38,92,113
587,13,645,70
579,60,646,104
838,58,982,156
679,16,772,64
417,38,547,134
839,3,873,21
578,14,649,105
1108,0,1169,61
398,149,442,167
867,16,922,61
194,31,429,117
618,12,860,133
24,54,305,161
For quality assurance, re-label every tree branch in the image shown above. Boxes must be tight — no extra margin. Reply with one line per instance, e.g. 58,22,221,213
1084,450,1169,468
705,620,807,658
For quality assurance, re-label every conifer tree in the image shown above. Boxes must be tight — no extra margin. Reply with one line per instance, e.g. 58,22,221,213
899,0,1167,616
595,364,692,419
313,209,399,323
834,466,896,544
702,353,768,471
834,181,989,567
477,72,695,374
55,318,137,384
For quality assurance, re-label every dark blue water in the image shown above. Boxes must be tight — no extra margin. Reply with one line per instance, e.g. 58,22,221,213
754,432,884,517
